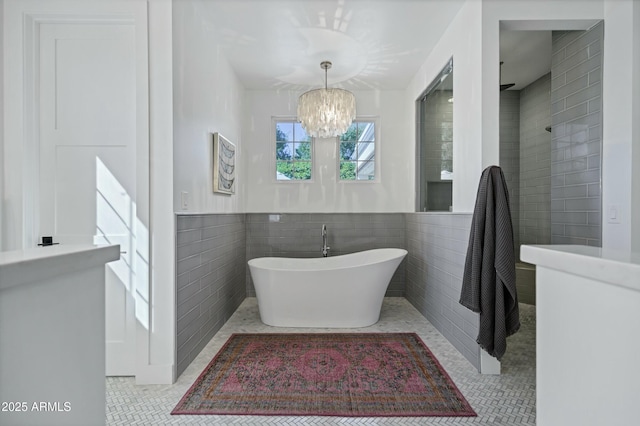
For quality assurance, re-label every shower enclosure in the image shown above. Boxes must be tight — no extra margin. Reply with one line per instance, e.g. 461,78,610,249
499,23,604,305
416,58,453,212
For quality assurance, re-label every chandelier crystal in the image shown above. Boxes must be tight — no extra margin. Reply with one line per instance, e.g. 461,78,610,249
297,61,356,138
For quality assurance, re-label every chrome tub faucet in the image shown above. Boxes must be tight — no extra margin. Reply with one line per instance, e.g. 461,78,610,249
322,224,330,257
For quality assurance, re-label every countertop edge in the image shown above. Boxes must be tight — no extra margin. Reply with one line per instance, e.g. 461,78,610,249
0,245,121,291
521,244,640,293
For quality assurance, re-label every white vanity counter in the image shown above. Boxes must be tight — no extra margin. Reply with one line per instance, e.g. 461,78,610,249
0,244,120,289
0,244,119,426
520,244,640,291
521,244,640,426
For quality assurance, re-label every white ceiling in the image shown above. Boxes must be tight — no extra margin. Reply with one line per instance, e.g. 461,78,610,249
192,1,559,92
194,0,466,90
500,30,552,91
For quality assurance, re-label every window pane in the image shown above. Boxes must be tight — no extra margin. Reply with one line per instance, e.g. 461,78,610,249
276,120,314,181
292,162,311,180
339,161,356,180
338,121,376,181
276,122,294,141
358,122,375,141
276,160,293,180
340,123,358,141
357,161,375,180
294,142,311,160
357,142,375,161
293,122,309,142
339,141,357,160
276,142,292,160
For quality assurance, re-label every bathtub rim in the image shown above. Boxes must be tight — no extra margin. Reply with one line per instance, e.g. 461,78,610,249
247,248,407,272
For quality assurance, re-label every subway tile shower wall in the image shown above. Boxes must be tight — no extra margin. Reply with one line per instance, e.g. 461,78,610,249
175,214,246,377
499,90,521,259
245,213,406,297
519,73,552,250
404,213,480,371
550,23,603,246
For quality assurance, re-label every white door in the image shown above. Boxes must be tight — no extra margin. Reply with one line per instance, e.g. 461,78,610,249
38,23,137,375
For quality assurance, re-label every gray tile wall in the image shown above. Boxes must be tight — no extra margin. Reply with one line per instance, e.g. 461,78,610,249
245,213,406,297
519,73,552,253
175,214,246,377
550,23,603,246
404,213,480,371
175,212,487,376
499,91,521,258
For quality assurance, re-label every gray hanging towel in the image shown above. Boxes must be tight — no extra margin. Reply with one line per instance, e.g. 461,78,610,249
459,165,520,360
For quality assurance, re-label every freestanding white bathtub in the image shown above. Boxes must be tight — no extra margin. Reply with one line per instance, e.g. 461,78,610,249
247,248,407,328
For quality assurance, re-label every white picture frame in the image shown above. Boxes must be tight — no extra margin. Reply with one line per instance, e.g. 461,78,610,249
212,132,236,195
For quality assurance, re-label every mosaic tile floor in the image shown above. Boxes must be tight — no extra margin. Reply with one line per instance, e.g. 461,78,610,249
107,298,536,425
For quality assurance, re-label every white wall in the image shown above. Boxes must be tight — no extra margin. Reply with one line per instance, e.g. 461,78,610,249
405,0,483,213
0,0,4,251
243,89,411,212
144,0,175,385
2,0,26,250
172,0,244,214
601,0,640,251
633,0,640,253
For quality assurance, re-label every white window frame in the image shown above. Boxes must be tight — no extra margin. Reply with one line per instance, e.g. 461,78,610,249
337,117,380,183
272,117,314,183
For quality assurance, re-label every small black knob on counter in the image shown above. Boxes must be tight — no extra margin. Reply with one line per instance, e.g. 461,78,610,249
38,236,59,246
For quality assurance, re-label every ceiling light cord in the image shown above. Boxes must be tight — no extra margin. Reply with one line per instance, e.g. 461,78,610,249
321,61,331,89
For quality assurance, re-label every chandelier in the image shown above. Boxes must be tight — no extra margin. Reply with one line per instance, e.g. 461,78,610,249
297,61,356,138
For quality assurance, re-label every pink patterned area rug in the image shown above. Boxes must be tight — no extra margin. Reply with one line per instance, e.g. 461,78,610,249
172,333,476,417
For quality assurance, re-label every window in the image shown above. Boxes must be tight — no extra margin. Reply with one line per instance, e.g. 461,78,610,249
339,121,376,181
275,120,312,181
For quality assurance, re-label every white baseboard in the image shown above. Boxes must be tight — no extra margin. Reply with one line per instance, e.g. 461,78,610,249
134,363,175,385
480,349,501,375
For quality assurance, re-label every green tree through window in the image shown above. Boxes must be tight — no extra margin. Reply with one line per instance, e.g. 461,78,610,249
276,121,311,180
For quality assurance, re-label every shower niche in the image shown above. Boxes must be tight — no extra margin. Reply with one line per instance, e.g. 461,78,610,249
416,58,453,212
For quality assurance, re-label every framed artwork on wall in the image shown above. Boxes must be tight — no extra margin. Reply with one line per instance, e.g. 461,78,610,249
212,132,236,195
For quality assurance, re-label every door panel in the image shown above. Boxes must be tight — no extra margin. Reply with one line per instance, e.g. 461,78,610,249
39,23,137,375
